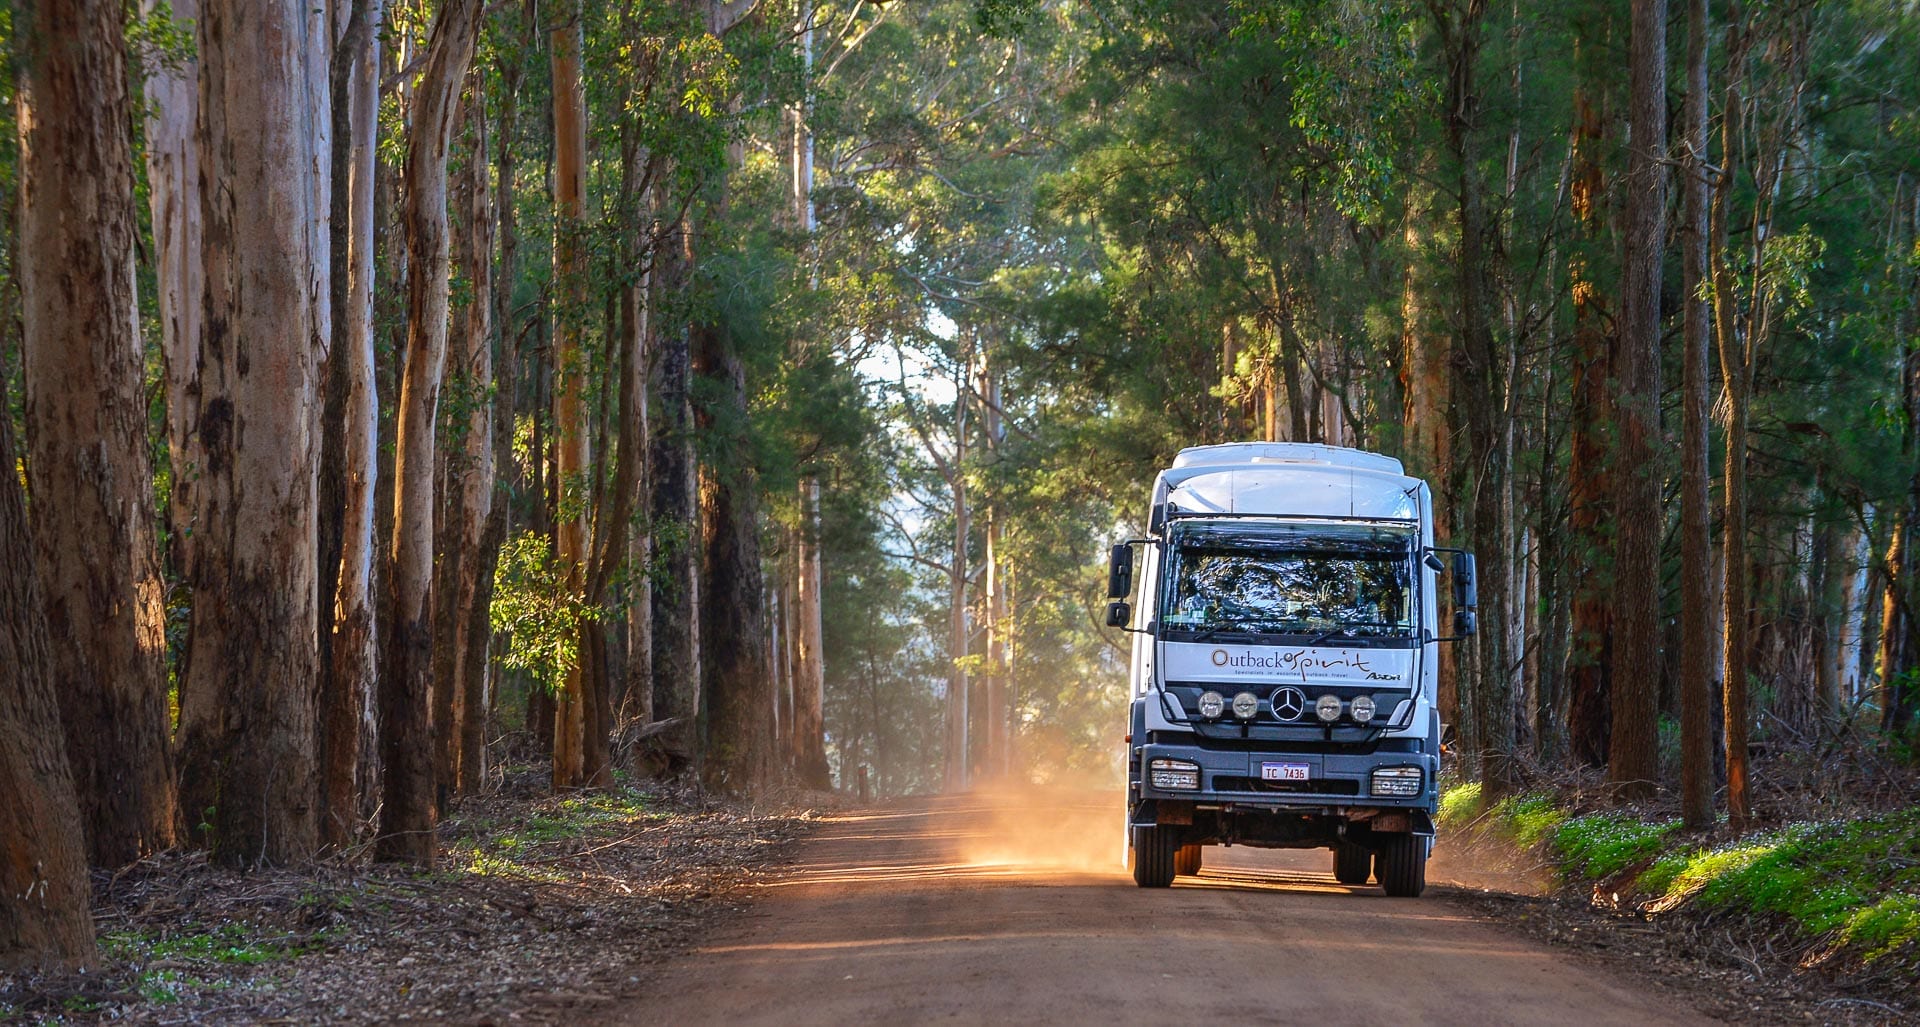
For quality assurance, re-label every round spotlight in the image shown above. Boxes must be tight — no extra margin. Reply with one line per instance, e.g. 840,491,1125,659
1232,691,1259,720
1350,695,1377,723
1315,694,1342,723
1197,690,1225,719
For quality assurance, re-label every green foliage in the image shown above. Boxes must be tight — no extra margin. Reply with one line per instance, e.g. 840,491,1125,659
1495,795,1566,848
126,1,197,77
100,922,323,969
1552,813,1680,880
1637,811,1920,962
1458,792,1920,966
1436,781,1485,830
1842,895,1920,961
453,785,660,882
489,532,599,695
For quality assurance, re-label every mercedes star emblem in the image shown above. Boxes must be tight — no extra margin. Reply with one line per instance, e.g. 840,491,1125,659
1270,686,1307,721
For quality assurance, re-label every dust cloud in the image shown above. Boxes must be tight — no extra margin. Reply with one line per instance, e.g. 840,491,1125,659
1427,829,1554,895
950,784,1129,875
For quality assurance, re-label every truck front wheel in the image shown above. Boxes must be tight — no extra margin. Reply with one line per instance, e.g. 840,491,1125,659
1375,834,1428,897
1333,841,1372,885
1175,843,1203,877
1130,825,1179,888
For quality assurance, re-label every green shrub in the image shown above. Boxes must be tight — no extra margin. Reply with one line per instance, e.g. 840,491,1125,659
1843,895,1920,961
1436,781,1483,831
1635,850,1692,895
1554,813,1679,880
1490,793,1566,849
1637,810,1920,963
1440,788,1920,966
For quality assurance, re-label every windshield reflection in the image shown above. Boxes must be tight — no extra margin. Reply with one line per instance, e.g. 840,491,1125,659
1160,530,1414,640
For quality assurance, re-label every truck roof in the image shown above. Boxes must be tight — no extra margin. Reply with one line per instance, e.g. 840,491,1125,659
1156,443,1423,523
1171,442,1404,474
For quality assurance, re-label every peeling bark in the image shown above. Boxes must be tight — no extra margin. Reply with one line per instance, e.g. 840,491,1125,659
175,0,331,867
378,0,485,864
18,0,177,867
0,344,96,970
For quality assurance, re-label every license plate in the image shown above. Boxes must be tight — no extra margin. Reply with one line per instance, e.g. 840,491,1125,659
1261,762,1310,782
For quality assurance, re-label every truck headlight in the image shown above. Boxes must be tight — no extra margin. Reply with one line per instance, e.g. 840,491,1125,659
1315,694,1342,723
1149,758,1201,791
1196,691,1225,719
1350,695,1376,723
1370,766,1422,797
1231,691,1259,720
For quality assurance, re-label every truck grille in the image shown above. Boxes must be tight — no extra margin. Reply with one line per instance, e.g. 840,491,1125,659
1212,776,1360,796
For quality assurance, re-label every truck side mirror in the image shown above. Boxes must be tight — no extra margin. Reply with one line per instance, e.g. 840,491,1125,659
1106,600,1133,628
1107,543,1134,599
1453,609,1477,637
1451,552,1478,609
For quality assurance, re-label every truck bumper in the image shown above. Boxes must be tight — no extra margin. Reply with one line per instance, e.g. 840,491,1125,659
1131,739,1438,828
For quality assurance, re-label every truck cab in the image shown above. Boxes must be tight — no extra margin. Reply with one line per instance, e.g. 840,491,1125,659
1110,443,1475,897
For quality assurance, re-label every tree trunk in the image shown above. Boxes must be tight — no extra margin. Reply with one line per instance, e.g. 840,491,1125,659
445,73,496,798
175,0,330,867
142,0,204,584
1608,0,1667,801
1399,177,1457,732
1678,0,1717,828
1713,49,1754,831
367,29,408,822
945,368,971,793
618,177,655,740
981,360,1009,783
318,0,383,851
697,324,777,793
1432,0,1511,790
377,0,484,864
984,498,1009,783
1881,181,1920,737
550,0,592,790
789,13,831,789
650,225,703,777
17,0,177,867
1565,69,1615,769
0,369,96,970
793,479,832,789
582,132,653,789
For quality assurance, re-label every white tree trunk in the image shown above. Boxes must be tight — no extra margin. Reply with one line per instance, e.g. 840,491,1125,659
325,0,383,845
449,76,496,796
143,0,204,578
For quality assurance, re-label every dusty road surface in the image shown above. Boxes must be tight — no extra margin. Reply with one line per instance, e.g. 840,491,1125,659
635,792,1717,1026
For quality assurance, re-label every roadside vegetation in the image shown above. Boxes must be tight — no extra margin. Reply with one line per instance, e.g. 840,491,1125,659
1437,773,1920,998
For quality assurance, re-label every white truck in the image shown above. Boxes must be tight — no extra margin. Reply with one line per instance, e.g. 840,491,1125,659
1109,442,1475,897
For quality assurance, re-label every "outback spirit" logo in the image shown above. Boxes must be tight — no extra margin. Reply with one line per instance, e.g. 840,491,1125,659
1210,648,1375,681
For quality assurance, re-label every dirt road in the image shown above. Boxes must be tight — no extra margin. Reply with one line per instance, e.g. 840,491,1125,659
634,792,1717,1026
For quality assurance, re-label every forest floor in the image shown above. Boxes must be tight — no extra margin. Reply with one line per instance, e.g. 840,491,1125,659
3,765,1914,1024
0,768,828,1025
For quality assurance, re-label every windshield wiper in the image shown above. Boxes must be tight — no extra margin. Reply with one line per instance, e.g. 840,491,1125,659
1186,622,1246,644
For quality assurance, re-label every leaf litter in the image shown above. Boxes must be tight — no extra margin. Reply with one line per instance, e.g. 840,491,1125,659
0,774,824,1025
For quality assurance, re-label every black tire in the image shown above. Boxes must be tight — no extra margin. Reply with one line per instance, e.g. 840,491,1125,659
1333,841,1372,885
1131,824,1179,888
1175,843,1203,877
1375,834,1428,898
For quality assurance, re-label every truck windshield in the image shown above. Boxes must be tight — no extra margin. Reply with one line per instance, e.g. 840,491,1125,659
1159,523,1415,640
